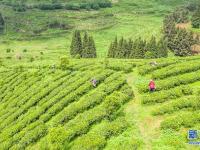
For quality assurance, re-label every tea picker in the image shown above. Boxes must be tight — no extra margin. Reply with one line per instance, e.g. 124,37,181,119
91,78,98,87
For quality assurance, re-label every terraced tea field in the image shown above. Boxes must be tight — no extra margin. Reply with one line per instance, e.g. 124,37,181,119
136,56,200,149
0,60,137,149
1,57,200,149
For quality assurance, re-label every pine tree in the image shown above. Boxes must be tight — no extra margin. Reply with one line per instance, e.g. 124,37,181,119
148,36,158,58
130,39,137,58
0,13,4,34
121,39,128,58
81,32,89,58
112,36,118,58
163,15,177,50
192,5,200,28
126,38,133,58
107,42,114,58
76,30,82,55
116,37,124,58
173,29,193,56
88,36,97,58
157,38,168,58
70,30,82,57
82,32,89,49
107,36,118,58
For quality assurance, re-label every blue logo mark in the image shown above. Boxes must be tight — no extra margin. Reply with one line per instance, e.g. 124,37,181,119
188,130,198,140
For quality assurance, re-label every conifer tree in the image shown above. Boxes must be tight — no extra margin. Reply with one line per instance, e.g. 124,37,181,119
116,37,124,58
126,38,133,58
134,37,146,59
163,15,177,50
82,32,89,49
148,36,158,58
107,42,114,58
121,39,127,58
173,29,193,56
130,40,136,58
88,36,97,58
107,36,118,58
157,38,168,58
81,32,89,58
0,13,4,34
192,5,200,28
112,36,118,58
70,30,82,57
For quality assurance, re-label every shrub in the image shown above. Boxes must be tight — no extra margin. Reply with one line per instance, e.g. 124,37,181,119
69,117,128,150
106,61,135,73
13,4,26,12
60,56,69,70
65,3,80,10
29,57,35,62
160,111,200,130
138,70,200,93
38,3,63,10
145,51,154,59
6,49,11,53
152,60,200,79
75,54,81,59
46,91,130,148
152,96,198,115
138,60,178,75
142,85,192,105
23,49,27,53
91,3,100,10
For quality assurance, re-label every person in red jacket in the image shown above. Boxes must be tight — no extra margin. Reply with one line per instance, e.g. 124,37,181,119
149,79,156,92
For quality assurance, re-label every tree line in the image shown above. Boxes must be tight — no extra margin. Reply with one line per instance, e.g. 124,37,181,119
5,0,112,12
191,4,200,28
163,7,200,56
107,36,168,59
70,31,97,58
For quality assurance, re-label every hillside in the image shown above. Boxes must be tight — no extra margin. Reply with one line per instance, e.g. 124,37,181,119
0,0,191,59
0,57,200,149
1,0,200,149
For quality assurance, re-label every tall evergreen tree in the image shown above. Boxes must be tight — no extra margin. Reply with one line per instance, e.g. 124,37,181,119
0,13,4,34
191,5,200,28
81,32,89,58
112,36,118,58
172,7,189,23
88,36,97,58
121,39,127,58
163,15,177,50
107,36,118,58
70,30,82,57
107,42,114,58
130,40,137,58
157,38,168,58
134,38,141,59
149,36,158,57
173,29,193,56
125,38,133,58
116,37,124,58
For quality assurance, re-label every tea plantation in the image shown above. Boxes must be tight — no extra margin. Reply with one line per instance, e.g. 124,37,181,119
0,57,200,149
1,0,200,149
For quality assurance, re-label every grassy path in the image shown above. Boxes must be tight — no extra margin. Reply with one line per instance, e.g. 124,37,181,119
125,69,163,150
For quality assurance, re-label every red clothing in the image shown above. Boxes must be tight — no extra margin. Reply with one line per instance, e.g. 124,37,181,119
149,81,155,89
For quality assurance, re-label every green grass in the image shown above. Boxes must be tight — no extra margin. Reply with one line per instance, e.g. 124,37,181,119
0,0,190,59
